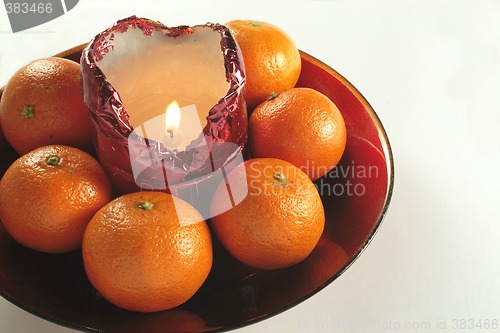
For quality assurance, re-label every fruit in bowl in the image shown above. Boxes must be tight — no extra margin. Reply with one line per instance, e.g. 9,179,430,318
225,19,302,110
210,158,325,270
82,191,213,313
249,87,347,180
0,17,393,332
0,57,94,155
0,145,113,254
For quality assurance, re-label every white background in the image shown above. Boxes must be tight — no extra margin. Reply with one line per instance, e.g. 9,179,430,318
1,0,500,332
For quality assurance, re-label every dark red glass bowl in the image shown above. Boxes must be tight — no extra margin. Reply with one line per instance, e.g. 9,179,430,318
0,45,394,333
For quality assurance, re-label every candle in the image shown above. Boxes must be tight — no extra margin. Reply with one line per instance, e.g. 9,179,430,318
81,16,249,214
93,20,230,152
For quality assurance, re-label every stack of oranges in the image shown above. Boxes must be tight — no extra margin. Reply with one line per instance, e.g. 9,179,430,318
0,19,347,313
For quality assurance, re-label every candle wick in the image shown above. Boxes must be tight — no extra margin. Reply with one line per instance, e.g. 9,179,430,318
167,129,174,139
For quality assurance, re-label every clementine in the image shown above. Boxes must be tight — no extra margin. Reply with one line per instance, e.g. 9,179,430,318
0,57,93,155
82,191,213,313
225,20,302,110
210,158,324,270
249,87,347,180
0,145,113,254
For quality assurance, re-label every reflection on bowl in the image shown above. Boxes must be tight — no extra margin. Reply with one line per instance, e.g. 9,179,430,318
0,45,394,332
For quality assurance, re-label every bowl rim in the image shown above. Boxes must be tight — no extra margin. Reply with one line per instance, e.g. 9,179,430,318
0,46,395,333
223,50,396,332
300,49,395,268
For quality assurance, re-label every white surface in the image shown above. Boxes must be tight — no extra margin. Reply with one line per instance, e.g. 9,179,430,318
1,0,500,332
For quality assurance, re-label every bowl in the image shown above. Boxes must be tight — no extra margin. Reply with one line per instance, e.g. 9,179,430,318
0,45,394,332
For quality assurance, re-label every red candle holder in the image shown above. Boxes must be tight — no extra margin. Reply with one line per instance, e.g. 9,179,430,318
80,16,248,216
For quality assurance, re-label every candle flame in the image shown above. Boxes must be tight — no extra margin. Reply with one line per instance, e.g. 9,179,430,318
165,101,181,129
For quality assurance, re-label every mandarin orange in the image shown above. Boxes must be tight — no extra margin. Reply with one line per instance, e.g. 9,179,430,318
210,158,324,270
0,145,113,254
82,191,212,313
0,57,93,155
249,87,347,180
225,20,302,110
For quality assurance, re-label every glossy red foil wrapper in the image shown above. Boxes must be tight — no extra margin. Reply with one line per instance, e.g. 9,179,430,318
80,16,247,194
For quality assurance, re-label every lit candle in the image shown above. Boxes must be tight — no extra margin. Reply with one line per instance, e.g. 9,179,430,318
131,101,204,153
163,102,184,150
81,16,248,197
